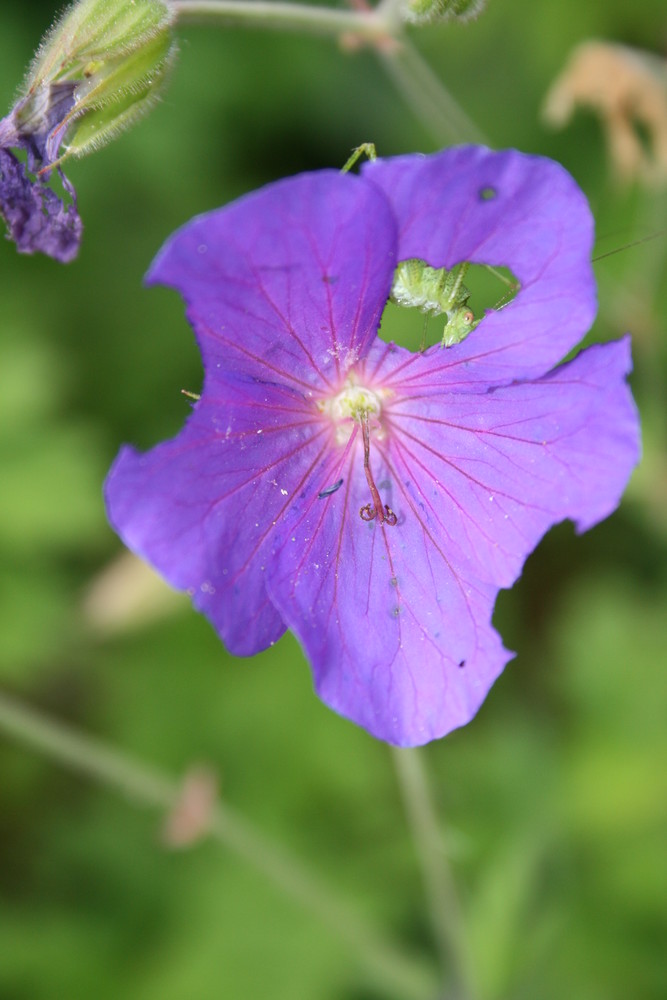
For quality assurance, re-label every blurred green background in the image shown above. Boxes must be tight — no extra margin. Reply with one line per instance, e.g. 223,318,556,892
1,1,666,998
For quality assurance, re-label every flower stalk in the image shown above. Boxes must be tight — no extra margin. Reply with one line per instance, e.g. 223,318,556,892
392,747,476,998
170,0,399,39
0,689,437,1000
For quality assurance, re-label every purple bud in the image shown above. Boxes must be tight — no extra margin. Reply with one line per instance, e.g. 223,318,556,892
1,0,175,261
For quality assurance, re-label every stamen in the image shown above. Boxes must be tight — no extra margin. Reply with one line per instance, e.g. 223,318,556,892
359,413,397,526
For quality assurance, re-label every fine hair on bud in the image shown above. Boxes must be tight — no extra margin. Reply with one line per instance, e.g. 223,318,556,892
403,0,487,25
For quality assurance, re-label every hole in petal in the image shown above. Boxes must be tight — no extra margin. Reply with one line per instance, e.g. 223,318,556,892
379,260,519,353
479,186,497,200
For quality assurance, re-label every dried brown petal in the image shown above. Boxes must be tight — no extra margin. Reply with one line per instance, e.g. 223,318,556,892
543,41,667,187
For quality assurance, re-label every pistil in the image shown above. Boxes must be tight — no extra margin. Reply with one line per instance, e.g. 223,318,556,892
320,379,397,526
359,413,397,526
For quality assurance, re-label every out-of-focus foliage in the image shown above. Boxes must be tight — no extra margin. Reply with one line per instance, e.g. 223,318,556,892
0,1,666,998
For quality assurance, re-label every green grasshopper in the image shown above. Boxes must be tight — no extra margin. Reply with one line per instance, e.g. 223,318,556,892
341,143,517,351
390,258,476,349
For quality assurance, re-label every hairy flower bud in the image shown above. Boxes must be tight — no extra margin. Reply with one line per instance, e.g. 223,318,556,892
20,0,176,164
0,0,176,261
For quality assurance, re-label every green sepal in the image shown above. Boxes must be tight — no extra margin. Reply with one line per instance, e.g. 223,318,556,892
60,32,175,161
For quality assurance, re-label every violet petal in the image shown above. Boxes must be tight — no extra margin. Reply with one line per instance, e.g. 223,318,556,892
365,334,640,589
106,170,399,654
145,170,398,390
265,337,638,745
266,435,512,746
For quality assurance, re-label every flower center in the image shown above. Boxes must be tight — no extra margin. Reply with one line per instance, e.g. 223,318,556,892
327,384,383,425
319,381,396,527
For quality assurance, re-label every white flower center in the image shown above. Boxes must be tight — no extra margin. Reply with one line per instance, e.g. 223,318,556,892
328,384,382,422
318,381,386,445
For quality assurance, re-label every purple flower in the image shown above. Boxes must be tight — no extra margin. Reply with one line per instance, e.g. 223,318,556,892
105,146,640,746
0,89,82,262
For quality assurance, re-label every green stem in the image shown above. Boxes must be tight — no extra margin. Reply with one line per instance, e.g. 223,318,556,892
0,690,436,1000
170,0,488,147
170,0,398,40
392,746,476,1000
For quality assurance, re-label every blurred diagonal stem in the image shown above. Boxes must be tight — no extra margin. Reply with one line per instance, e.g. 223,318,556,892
171,0,487,145
392,747,476,1000
0,690,436,1000
378,38,487,144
